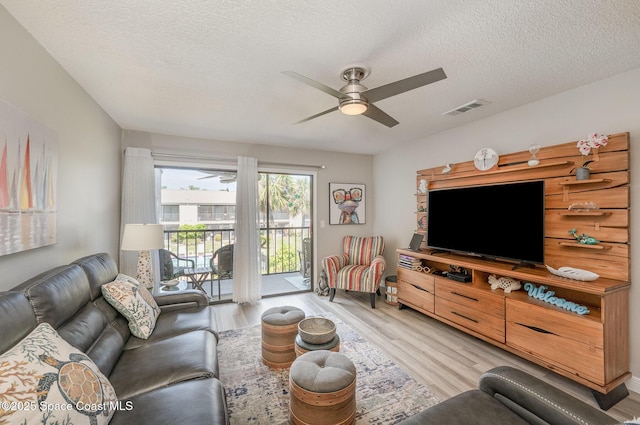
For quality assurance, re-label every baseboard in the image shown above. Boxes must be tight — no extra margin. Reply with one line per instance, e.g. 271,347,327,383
626,375,640,394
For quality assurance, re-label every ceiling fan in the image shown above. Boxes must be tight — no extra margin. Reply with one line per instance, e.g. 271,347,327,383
197,171,237,183
283,65,446,128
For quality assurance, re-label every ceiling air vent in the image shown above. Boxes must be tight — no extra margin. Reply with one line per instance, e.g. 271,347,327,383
442,99,488,116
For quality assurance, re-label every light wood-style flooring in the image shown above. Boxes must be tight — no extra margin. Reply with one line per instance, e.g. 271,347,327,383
211,290,640,421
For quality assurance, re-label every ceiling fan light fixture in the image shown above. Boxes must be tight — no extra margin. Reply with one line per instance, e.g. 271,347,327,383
339,98,368,115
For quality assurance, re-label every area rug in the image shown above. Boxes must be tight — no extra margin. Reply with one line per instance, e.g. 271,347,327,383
217,313,439,424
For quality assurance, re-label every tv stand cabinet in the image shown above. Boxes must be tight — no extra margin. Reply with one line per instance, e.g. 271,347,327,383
407,133,631,408
396,248,630,408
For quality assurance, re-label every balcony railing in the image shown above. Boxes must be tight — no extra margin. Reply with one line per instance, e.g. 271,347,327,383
162,226,311,275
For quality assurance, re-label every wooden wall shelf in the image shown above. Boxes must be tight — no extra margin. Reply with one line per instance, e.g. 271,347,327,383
434,160,573,182
558,178,611,186
556,211,610,217
558,241,610,250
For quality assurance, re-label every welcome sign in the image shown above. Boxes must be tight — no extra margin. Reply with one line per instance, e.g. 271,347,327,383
523,282,590,315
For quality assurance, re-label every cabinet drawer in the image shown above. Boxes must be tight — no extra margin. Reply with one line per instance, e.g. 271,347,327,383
398,280,434,313
435,297,505,342
506,299,604,384
436,279,504,318
397,268,435,292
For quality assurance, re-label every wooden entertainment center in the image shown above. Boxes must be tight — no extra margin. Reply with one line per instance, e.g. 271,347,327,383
398,132,630,408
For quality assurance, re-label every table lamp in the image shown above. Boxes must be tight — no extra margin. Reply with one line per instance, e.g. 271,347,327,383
121,223,164,289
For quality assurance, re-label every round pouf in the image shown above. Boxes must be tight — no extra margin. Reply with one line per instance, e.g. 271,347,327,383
289,350,356,425
261,306,306,368
295,334,340,357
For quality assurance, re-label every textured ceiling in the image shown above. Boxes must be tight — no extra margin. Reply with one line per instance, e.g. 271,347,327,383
2,0,640,154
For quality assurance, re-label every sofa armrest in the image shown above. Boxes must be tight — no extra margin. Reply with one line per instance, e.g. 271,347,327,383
154,289,209,311
479,366,619,425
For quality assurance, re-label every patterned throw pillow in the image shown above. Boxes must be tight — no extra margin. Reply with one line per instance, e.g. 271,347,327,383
101,273,161,339
0,323,117,425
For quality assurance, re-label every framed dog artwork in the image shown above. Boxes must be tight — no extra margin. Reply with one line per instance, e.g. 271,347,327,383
329,183,365,225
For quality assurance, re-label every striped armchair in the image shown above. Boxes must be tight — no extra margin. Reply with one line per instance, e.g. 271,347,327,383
322,236,386,308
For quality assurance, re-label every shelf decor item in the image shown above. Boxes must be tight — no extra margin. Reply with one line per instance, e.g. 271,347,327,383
528,144,541,166
473,147,499,171
418,179,427,193
523,282,590,315
568,201,598,211
545,264,599,281
487,274,521,293
568,228,599,245
575,132,608,180
575,167,590,180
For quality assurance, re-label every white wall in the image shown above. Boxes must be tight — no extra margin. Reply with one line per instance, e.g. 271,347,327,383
122,130,375,282
0,6,122,289
373,66,640,383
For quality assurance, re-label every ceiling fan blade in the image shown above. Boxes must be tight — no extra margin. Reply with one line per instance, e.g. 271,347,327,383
283,71,344,99
362,104,399,128
363,67,447,103
294,106,339,124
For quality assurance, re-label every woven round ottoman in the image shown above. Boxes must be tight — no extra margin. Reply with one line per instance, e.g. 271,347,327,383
261,306,305,368
289,350,356,425
295,334,340,357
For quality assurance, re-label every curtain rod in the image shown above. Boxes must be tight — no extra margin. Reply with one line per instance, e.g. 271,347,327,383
151,152,325,170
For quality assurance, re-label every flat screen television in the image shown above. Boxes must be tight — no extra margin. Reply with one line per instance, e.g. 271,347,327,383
426,180,545,265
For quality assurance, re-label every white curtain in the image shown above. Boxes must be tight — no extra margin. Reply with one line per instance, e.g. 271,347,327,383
120,147,161,290
233,156,262,303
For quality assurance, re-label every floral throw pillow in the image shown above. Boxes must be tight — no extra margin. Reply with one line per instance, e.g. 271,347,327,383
0,323,117,425
101,274,161,339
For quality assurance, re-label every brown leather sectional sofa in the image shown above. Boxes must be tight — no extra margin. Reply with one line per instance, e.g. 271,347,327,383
0,253,229,424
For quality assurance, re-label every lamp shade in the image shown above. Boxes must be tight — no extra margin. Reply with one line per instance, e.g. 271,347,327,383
121,224,164,251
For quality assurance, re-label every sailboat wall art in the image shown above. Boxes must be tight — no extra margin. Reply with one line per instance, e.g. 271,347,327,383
0,99,57,256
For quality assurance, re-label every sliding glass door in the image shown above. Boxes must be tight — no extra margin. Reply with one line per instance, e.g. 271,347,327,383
157,166,313,301
259,172,313,294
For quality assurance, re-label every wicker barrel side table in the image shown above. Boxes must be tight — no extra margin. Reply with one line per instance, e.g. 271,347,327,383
289,350,356,425
261,306,306,368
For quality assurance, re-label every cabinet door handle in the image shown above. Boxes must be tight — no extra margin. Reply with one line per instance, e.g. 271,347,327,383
452,311,479,323
411,284,428,293
518,323,556,336
450,291,478,302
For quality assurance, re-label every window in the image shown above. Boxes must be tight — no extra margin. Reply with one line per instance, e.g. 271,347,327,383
198,205,214,221
162,205,179,222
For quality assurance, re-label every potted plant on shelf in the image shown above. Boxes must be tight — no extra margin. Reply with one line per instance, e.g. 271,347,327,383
574,133,608,180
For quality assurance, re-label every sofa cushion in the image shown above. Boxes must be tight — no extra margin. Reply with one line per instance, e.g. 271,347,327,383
108,330,219,399
72,252,119,301
125,306,218,349
0,323,117,425
110,378,228,425
102,274,161,339
20,265,92,328
397,390,530,425
0,291,38,353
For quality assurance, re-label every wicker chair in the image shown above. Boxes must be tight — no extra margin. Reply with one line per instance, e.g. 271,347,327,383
210,244,234,282
159,249,195,281
322,236,386,308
